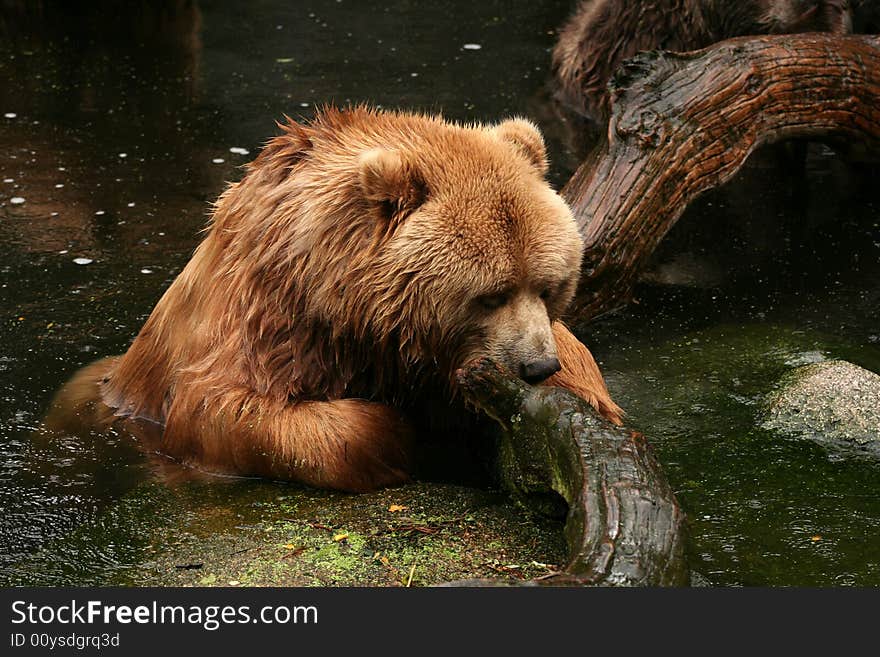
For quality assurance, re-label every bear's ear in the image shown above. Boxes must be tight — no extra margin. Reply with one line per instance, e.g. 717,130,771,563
492,118,549,176
358,149,427,222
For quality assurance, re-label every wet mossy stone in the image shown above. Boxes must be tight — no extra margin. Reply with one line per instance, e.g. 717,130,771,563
763,360,880,455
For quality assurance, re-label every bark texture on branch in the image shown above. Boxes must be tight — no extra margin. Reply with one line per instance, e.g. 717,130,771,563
451,360,688,587
564,33,880,320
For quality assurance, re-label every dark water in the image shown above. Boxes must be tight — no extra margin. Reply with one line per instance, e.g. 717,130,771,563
1,1,878,586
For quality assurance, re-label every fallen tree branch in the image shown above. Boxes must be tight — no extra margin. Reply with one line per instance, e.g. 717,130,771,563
452,360,688,586
564,33,880,320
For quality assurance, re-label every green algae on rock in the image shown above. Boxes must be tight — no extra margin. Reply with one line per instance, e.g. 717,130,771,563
138,483,567,587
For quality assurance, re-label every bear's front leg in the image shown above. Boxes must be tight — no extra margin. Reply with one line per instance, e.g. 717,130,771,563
545,321,624,426
162,387,413,492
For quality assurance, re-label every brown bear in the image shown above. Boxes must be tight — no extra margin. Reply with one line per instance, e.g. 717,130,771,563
553,0,852,125
51,107,622,492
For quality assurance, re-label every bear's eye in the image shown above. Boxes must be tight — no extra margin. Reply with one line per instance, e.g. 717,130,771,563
539,287,553,302
476,292,510,310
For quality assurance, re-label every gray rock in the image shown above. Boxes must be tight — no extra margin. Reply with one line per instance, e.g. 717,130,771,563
763,360,880,454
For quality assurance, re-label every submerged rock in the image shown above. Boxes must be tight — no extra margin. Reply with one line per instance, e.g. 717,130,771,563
0,479,567,587
763,360,880,454
139,483,567,587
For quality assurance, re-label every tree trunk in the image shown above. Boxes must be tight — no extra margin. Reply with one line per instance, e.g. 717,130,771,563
564,33,880,320
452,360,689,587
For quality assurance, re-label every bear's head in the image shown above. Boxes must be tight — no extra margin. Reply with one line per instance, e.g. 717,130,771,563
235,109,583,399
351,114,582,388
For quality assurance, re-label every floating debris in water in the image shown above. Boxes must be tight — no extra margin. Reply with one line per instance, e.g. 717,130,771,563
51,212,59,217
118,153,128,158
58,167,66,171
3,178,13,183
229,147,250,155
140,268,153,274
212,158,225,164
276,57,294,64
55,184,64,188
10,197,25,204
127,202,135,207
462,43,482,50
300,102,309,107
73,257,93,265
4,112,16,118
58,249,68,254
95,210,105,216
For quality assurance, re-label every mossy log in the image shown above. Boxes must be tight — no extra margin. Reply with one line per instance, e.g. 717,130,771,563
564,33,880,320
453,360,688,586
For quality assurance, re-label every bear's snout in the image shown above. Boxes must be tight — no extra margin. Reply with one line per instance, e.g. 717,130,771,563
519,357,561,384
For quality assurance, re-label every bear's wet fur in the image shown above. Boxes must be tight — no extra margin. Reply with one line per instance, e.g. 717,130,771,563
55,107,622,491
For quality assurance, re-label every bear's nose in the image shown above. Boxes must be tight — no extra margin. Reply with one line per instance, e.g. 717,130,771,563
519,357,561,384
